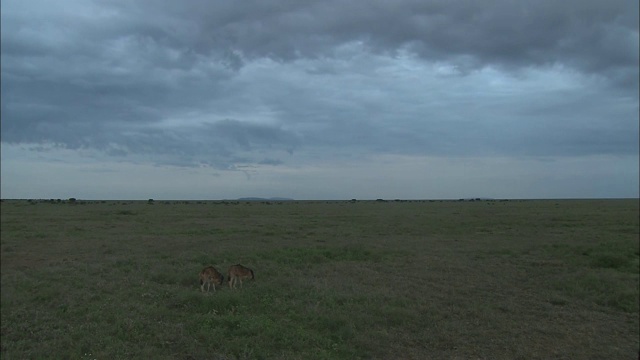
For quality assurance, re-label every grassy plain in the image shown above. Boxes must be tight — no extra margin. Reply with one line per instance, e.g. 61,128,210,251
1,199,638,359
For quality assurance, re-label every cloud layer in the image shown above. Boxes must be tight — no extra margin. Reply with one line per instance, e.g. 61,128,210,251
1,0,638,199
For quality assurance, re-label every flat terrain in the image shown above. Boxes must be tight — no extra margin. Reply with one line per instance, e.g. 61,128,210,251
1,199,638,359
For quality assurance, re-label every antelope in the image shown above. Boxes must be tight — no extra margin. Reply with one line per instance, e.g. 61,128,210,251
227,264,254,289
199,266,224,292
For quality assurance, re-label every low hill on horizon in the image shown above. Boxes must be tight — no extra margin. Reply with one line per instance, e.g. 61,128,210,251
236,197,294,201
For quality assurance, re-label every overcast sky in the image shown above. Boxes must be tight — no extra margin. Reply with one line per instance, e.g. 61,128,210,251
1,0,638,200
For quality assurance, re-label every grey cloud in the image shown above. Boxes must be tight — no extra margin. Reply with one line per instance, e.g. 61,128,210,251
99,120,298,169
258,158,284,166
199,120,300,154
4,0,637,83
94,0,638,85
1,0,637,169
10,0,627,82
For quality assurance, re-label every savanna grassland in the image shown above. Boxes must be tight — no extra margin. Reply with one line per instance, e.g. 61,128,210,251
1,199,638,359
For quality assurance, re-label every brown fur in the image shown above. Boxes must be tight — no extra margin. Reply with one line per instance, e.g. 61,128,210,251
199,266,224,292
227,264,255,289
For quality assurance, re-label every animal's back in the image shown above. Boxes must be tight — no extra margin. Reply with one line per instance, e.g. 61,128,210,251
228,264,254,280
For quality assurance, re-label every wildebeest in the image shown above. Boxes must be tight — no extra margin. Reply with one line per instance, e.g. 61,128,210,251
227,264,254,289
199,266,224,292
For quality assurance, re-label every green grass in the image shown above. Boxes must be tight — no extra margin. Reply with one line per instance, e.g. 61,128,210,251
1,199,639,359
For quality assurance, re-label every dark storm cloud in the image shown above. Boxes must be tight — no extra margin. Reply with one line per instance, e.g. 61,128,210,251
100,0,638,81
6,0,634,83
1,0,638,169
